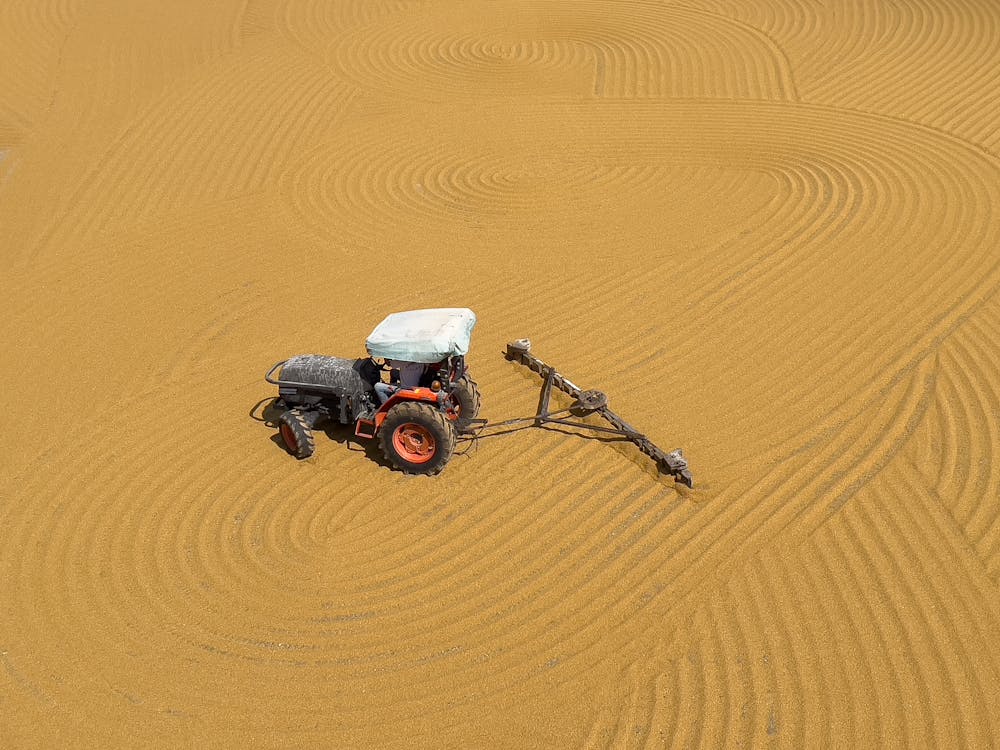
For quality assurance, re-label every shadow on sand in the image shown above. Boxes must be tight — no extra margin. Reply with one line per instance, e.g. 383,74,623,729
249,396,392,468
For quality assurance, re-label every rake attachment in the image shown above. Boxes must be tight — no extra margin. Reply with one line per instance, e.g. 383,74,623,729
504,339,693,488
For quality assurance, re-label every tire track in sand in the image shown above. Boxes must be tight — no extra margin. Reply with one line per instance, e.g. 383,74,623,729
821,463,1000,746
686,0,1000,154
444,346,936,736
325,0,795,102
0,0,83,133
801,0,1000,154
271,97,1000,741
264,88,1000,738
245,0,422,54
2,361,698,742
5,0,1000,745
17,44,356,272
1,0,254,269
913,293,1000,581
600,456,1000,748
288,97,1000,493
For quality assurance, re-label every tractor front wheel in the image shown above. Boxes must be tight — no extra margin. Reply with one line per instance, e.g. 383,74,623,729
379,402,456,475
279,408,316,459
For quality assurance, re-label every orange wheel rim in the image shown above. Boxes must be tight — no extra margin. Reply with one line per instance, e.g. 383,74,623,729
392,422,436,463
280,422,297,451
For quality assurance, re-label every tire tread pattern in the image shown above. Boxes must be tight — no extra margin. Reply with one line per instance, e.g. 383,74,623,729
379,402,457,475
279,408,316,459
451,375,482,431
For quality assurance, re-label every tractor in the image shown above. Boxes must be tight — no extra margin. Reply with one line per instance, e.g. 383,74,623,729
265,308,694,487
265,308,479,475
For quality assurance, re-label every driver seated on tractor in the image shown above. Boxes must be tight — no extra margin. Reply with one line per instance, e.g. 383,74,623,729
374,360,425,405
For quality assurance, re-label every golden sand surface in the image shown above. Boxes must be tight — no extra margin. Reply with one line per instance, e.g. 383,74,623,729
2,1,1000,747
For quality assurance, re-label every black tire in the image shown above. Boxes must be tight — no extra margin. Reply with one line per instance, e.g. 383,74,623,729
379,402,456,475
278,408,315,459
449,375,482,431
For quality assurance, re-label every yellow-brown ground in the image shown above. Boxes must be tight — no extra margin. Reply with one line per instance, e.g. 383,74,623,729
2,1,999,747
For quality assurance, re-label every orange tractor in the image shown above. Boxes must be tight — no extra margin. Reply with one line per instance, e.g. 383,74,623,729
264,308,479,475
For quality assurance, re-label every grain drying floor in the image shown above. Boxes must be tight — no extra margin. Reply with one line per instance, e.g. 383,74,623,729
2,1,1000,747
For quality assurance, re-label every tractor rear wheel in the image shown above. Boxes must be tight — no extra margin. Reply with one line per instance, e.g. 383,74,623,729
279,408,315,459
449,375,481,431
379,402,456,475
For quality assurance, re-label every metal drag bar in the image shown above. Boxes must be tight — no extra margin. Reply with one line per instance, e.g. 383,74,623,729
505,340,693,488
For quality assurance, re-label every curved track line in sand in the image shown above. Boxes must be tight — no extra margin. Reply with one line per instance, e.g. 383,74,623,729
687,0,1000,153
12,48,356,270
324,0,795,101
3,384,701,732
290,98,1000,478
802,0,1000,132
1,1,256,269
900,464,1000,631
606,486,1000,748
0,0,83,129
283,97,1000,736
516,351,941,696
920,297,1000,581
850,473,998,745
13,362,693,719
4,0,1000,745
254,0,421,55
193,350,944,724
316,262,996,736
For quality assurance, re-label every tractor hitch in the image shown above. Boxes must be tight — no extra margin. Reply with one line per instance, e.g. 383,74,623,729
505,339,693,488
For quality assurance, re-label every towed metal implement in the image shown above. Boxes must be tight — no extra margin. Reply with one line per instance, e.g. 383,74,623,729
499,339,693,488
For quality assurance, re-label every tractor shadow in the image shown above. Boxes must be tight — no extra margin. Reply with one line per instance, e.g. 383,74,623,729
457,420,691,493
316,422,393,468
249,396,392,468
249,396,284,428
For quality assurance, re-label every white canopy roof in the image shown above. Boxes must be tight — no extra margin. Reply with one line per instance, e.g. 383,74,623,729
365,308,477,363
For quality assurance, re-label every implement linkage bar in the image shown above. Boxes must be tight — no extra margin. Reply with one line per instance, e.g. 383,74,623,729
505,340,693,488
